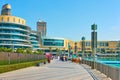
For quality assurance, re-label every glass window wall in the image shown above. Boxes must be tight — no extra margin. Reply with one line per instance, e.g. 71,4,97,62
43,39,64,47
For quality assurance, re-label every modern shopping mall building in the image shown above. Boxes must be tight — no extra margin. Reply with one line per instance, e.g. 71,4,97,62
0,4,120,54
0,4,39,50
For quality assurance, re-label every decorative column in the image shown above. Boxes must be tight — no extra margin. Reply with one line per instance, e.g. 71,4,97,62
91,24,97,69
82,37,85,60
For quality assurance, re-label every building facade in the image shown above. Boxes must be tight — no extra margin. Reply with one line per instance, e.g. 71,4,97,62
30,31,40,50
1,4,120,55
41,37,64,49
75,41,120,54
40,37,75,55
37,20,46,37
0,4,32,49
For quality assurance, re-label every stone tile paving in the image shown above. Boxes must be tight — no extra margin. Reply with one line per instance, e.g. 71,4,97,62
0,60,94,80
82,64,112,80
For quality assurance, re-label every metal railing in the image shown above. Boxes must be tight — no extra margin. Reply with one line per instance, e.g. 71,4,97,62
0,52,46,65
83,59,120,80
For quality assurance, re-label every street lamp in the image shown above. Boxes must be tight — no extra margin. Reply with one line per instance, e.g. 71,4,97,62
68,42,71,58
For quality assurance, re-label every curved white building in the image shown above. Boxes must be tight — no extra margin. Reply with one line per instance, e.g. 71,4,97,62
0,4,32,49
30,31,40,50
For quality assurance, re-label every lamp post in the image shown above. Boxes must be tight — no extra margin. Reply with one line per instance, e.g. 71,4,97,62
75,42,78,54
91,24,97,69
63,47,65,56
68,42,71,58
82,36,85,62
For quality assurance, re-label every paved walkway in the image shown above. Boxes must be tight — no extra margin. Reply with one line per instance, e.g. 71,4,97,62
0,60,94,80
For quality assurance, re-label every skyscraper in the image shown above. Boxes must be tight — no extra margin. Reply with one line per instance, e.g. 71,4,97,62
37,19,47,37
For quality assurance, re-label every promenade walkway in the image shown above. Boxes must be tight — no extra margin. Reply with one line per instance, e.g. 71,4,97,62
0,59,103,80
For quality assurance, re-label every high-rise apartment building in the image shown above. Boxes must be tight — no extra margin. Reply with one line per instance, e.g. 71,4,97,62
37,19,47,37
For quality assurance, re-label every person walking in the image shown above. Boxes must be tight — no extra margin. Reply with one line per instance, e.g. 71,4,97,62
58,56,60,61
45,53,51,63
63,55,66,61
79,56,82,64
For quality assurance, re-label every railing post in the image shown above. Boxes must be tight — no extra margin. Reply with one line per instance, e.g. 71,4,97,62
8,53,10,64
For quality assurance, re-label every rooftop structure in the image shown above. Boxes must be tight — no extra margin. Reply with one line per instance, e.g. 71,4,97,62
1,4,11,15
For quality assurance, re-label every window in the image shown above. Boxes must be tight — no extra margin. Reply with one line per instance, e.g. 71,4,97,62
1,17,4,22
13,18,15,22
100,42,104,46
105,42,109,46
22,20,24,24
85,42,91,46
43,39,64,46
7,17,10,22
118,43,120,47
19,19,20,23
99,42,108,47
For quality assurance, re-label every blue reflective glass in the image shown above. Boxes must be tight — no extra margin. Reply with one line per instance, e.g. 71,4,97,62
43,39,64,46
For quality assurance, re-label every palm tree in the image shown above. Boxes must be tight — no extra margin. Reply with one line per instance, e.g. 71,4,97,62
26,48,32,54
0,47,13,52
37,49,44,55
56,48,60,56
49,47,52,54
62,48,65,55
6,48,13,52
16,48,24,53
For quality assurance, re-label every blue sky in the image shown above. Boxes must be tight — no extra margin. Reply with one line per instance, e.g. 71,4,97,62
0,0,120,41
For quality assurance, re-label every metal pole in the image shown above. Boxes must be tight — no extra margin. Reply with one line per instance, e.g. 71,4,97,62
93,48,96,69
8,53,10,64
91,24,97,69
82,37,85,64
